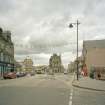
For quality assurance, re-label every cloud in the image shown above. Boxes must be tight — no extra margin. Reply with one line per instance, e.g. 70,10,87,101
0,0,105,66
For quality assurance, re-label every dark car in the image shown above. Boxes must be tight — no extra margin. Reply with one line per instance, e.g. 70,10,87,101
64,71,68,75
30,72,35,76
3,72,17,79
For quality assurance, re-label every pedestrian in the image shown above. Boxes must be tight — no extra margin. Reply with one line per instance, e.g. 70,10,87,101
82,64,88,77
81,70,84,76
97,73,101,80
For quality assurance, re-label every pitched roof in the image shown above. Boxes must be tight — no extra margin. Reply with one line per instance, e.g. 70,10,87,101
83,39,105,49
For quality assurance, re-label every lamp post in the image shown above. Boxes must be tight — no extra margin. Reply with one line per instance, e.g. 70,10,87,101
69,20,80,80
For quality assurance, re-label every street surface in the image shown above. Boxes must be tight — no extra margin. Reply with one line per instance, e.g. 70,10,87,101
0,74,73,105
0,74,105,105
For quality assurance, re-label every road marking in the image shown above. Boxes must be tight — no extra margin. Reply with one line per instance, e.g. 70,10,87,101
70,93,73,96
69,100,72,105
70,96,72,100
69,89,73,105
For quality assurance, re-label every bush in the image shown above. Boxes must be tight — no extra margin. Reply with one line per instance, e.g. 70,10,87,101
89,66,95,79
89,72,94,79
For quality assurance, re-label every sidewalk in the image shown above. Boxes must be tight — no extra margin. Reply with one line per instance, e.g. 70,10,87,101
72,76,105,91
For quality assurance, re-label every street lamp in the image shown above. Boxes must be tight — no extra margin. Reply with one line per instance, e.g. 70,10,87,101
69,20,80,80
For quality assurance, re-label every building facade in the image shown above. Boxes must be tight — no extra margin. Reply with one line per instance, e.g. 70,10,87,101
49,54,64,73
0,28,14,77
82,39,105,78
23,57,33,73
67,62,76,73
34,65,48,74
15,61,22,72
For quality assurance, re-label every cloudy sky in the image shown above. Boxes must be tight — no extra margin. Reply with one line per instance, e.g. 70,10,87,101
0,0,105,67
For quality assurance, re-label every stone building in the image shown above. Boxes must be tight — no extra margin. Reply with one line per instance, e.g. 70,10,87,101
82,39,105,78
49,54,64,73
15,61,22,72
34,65,48,74
0,28,14,77
23,56,33,73
68,62,76,73
67,56,83,73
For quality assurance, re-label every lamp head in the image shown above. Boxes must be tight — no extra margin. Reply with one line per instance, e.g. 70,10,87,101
69,24,73,28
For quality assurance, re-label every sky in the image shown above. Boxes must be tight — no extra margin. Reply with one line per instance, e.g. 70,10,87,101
0,0,105,67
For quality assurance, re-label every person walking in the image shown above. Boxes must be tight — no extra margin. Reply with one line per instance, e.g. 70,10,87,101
97,73,101,80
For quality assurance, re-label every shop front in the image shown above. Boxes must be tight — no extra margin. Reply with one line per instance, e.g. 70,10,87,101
0,61,14,77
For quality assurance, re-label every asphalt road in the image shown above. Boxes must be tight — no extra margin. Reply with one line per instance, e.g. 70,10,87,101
0,74,105,105
0,74,73,105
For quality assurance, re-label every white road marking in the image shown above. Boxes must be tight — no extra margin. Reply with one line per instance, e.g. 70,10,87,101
70,96,72,100
69,100,72,105
69,89,73,105
70,93,73,96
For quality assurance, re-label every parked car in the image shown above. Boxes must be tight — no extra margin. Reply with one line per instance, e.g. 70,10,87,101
36,70,42,74
64,71,68,75
16,72,26,78
30,72,35,76
3,72,17,79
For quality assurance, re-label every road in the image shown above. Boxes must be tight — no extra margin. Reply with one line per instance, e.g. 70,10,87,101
0,74,73,105
0,74,105,105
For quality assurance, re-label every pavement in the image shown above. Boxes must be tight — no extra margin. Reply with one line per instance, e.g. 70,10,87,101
72,76,105,91
73,86,105,105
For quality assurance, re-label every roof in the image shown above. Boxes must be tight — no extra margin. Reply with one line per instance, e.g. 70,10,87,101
83,39,105,49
